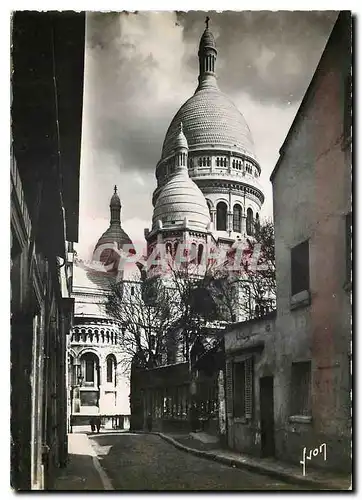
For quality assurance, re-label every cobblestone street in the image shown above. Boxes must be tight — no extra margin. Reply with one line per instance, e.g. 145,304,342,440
88,433,311,491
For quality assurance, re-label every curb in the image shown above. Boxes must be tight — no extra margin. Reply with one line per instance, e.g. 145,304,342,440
136,431,347,490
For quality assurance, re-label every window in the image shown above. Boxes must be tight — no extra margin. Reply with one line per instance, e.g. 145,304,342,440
246,208,253,235
291,361,311,416
165,242,172,255
345,212,352,284
107,356,114,383
130,286,135,296
291,240,310,296
216,202,227,231
233,204,242,232
197,244,204,265
233,358,253,419
216,158,219,167
190,242,197,263
85,359,94,382
82,353,99,385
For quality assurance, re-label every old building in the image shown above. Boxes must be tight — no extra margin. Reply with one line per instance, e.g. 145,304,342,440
11,11,85,489
67,187,138,430
224,11,352,473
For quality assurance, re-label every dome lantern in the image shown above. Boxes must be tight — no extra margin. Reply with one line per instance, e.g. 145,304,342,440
197,16,218,92
110,185,121,224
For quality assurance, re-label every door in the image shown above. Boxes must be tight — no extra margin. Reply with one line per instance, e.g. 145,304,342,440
260,376,275,457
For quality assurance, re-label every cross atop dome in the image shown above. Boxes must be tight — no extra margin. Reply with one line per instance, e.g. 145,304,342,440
205,16,210,29
114,185,117,194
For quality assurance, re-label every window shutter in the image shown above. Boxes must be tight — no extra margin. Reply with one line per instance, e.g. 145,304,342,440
225,359,233,417
244,357,253,419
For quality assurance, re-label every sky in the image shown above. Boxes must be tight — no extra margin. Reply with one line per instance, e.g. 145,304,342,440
76,10,338,261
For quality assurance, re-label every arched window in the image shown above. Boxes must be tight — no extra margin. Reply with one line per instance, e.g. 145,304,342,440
190,242,197,263
202,157,206,166
197,244,204,265
246,208,254,236
106,355,116,383
207,157,211,166
216,158,219,167
198,158,202,167
255,213,260,234
216,202,227,231
233,204,242,233
81,352,99,385
166,242,172,255
174,241,179,257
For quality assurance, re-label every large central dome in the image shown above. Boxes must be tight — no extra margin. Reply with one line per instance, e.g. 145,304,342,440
161,88,255,160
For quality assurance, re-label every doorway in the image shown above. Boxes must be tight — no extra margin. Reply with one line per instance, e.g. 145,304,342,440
260,376,275,457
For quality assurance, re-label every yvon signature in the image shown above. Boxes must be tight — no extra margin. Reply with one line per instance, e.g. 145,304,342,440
300,444,327,476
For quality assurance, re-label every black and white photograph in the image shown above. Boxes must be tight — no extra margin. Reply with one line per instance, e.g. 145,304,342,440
10,7,352,491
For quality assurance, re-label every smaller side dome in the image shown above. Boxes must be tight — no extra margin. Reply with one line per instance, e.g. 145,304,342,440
174,122,188,151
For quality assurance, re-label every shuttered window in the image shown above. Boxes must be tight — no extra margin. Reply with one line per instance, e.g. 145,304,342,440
291,361,311,416
225,360,233,418
229,356,253,419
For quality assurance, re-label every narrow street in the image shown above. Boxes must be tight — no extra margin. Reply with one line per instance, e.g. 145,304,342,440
88,432,310,491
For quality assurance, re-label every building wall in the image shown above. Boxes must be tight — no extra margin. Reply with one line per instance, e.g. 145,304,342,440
11,11,85,489
224,314,277,457
11,157,75,490
271,12,351,472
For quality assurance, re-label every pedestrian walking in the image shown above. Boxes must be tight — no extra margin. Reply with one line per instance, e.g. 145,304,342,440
95,416,101,433
89,417,95,433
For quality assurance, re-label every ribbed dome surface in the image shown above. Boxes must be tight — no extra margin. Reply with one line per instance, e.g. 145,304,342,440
152,171,210,230
94,224,134,253
161,88,255,159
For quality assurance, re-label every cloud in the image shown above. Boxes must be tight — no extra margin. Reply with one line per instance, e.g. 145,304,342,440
78,11,337,257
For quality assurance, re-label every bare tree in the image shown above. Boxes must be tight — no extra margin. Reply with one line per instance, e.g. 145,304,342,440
105,275,175,371
211,218,276,319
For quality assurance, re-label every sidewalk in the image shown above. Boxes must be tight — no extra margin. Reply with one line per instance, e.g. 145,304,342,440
52,433,113,491
149,431,352,491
